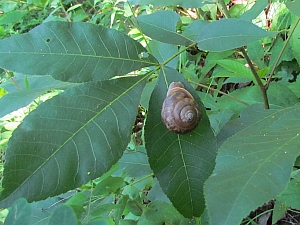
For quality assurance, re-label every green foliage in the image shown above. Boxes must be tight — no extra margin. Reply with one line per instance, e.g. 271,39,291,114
206,104,300,224
0,74,74,117
1,76,147,207
3,198,31,225
145,68,216,217
0,0,300,224
0,22,157,83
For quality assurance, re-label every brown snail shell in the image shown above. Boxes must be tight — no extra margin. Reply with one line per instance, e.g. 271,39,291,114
161,82,201,134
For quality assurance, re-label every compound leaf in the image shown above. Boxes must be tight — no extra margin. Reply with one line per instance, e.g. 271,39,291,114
205,104,300,225
198,19,276,52
0,75,147,207
0,22,157,83
137,11,192,45
0,75,75,117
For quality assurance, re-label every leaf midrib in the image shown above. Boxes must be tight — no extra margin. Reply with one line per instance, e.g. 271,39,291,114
223,107,300,224
1,51,157,64
3,75,148,203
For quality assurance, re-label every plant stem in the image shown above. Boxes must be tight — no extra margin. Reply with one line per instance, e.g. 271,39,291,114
130,174,154,186
127,2,152,53
265,17,300,89
59,0,71,22
240,47,269,109
162,43,197,67
189,81,250,106
216,0,230,18
216,0,269,109
9,77,22,90
244,208,273,225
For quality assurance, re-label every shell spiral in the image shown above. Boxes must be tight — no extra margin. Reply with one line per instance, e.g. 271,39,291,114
161,82,201,134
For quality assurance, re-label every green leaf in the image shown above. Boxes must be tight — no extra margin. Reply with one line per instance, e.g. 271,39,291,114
93,176,124,196
209,109,235,134
66,192,88,206
1,74,73,93
147,179,170,203
277,177,300,210
197,18,276,52
0,75,147,207
182,20,209,42
119,219,137,225
86,218,115,225
4,198,31,225
142,200,184,222
140,200,196,224
126,199,143,216
216,82,300,115
0,75,75,117
140,79,156,109
290,15,300,65
144,67,217,218
229,4,248,18
123,186,141,201
247,41,265,69
128,0,209,7
113,195,129,224
48,204,77,225
286,0,300,16
0,22,157,83
0,10,27,25
240,0,268,21
90,203,121,217
137,11,192,45
0,87,7,97
272,199,287,224
27,192,76,225
200,51,234,77
205,104,300,225
270,38,293,68
148,40,178,68
213,59,253,79
288,79,300,98
119,147,153,178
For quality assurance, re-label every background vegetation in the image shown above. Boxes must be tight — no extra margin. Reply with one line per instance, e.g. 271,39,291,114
0,0,300,224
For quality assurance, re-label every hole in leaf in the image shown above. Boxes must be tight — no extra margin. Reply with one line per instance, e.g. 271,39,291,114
46,38,51,43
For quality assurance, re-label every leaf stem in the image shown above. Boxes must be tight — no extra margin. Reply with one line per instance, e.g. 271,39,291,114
240,47,269,109
216,0,231,18
189,81,250,106
126,2,152,53
244,208,273,225
161,43,197,67
9,77,22,90
265,17,300,89
216,0,269,109
130,174,154,186
59,0,71,22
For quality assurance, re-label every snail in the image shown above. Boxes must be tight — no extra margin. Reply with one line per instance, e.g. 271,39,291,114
161,82,201,134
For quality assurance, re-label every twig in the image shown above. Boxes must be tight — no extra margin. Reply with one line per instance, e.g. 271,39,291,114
59,0,71,22
240,47,269,109
5,69,22,90
126,2,152,53
216,0,270,109
10,77,22,90
190,81,250,106
216,0,230,18
265,17,300,89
